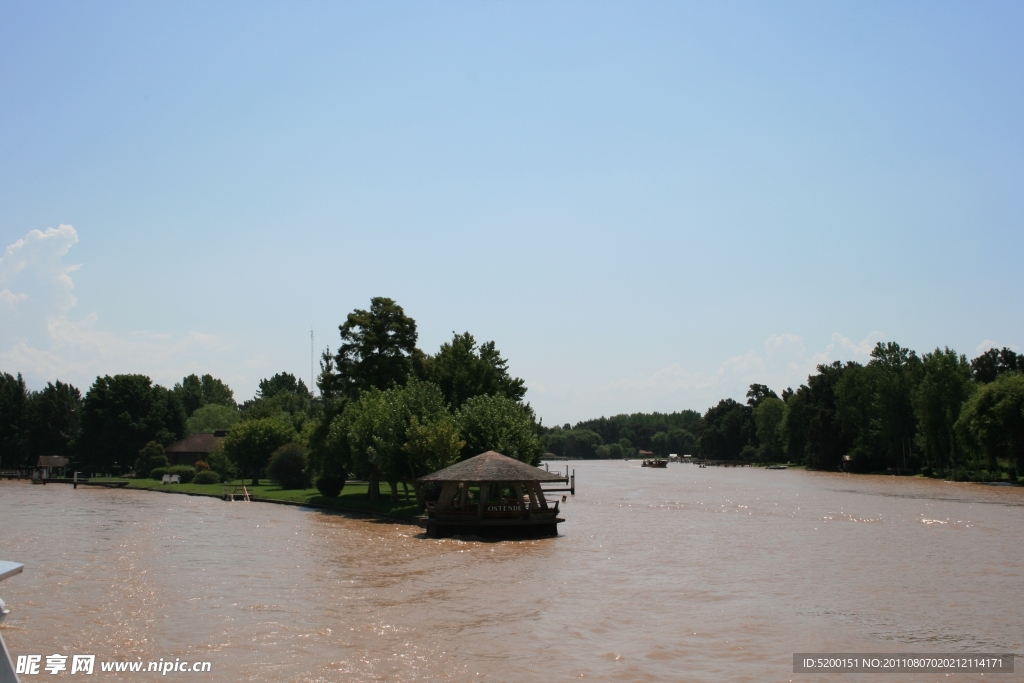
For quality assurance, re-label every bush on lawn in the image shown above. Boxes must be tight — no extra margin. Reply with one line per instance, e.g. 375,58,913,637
168,465,196,484
136,441,170,478
316,473,346,498
193,470,220,485
150,467,169,481
267,443,310,490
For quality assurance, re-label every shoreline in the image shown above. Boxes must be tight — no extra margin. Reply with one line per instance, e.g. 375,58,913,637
2,478,423,526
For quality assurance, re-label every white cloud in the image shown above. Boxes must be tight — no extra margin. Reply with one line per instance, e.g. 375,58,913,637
975,339,1019,354
0,225,235,389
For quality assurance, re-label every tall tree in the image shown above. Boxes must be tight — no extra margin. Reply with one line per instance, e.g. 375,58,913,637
336,379,452,501
173,374,236,417
697,399,754,460
868,342,923,471
24,380,82,460
914,348,974,474
970,347,1023,384
801,361,853,470
419,332,527,408
258,372,311,400
456,394,543,464
746,383,779,408
222,417,295,485
0,372,28,468
78,375,186,473
753,396,786,461
955,372,1024,473
333,297,418,400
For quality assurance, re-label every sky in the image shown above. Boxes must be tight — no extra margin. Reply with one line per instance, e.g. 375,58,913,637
1,1,1022,425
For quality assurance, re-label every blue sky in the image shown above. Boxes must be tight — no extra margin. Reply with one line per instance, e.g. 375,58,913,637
2,1,1022,424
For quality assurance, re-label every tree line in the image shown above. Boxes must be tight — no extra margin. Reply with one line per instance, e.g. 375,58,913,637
544,343,1024,482
4,325,1021,489
0,297,543,504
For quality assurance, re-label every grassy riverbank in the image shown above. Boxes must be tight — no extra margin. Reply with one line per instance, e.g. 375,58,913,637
122,478,421,519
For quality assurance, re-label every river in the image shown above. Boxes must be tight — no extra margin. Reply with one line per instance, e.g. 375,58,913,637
1,461,1022,682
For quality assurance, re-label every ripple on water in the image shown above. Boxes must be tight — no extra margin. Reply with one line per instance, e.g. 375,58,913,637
2,467,1023,682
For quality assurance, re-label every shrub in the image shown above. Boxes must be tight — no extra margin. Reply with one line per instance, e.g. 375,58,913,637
193,470,220,485
316,473,346,497
207,444,236,482
150,467,170,481
267,443,310,489
169,465,196,484
136,441,170,478
194,460,210,472
1008,467,1018,482
921,466,933,477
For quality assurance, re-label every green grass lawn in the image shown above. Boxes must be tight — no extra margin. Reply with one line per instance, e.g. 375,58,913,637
121,478,420,518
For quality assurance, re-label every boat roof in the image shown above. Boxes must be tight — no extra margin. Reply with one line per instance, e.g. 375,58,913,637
418,451,566,483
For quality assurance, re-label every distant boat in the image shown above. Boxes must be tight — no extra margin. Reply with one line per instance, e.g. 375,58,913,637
766,465,787,470
642,459,668,468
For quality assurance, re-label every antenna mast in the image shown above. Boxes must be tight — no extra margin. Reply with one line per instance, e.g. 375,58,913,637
310,328,314,395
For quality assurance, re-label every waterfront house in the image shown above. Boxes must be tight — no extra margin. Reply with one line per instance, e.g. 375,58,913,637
164,430,227,467
36,455,69,477
417,450,568,539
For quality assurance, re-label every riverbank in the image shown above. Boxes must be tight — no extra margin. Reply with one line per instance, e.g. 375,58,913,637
65,478,422,523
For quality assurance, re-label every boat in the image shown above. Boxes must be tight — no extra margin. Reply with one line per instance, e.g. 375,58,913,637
642,459,668,468
766,465,788,470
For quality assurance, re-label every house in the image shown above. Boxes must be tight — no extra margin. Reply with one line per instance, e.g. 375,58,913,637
37,456,70,476
164,430,228,467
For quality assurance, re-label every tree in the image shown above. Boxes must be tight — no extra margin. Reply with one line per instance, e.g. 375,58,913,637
914,348,974,474
569,410,701,453
24,380,81,461
341,379,452,501
258,372,311,400
267,443,310,489
134,441,169,478
787,362,854,470
746,383,779,408
419,332,527,408
186,403,240,435
543,427,603,458
456,394,542,464
221,417,295,485
835,362,880,470
697,399,754,460
403,414,464,474
78,375,186,474
332,297,418,400
970,347,1023,384
868,342,922,472
173,374,235,417
0,372,28,468
753,397,786,461
955,372,1024,473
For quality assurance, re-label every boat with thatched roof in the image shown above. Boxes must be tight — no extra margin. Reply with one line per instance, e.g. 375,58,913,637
417,451,568,538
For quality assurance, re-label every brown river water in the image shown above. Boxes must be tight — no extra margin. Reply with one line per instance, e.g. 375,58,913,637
1,461,1022,682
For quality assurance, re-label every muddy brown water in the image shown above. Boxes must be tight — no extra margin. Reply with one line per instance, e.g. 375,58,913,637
1,462,1022,682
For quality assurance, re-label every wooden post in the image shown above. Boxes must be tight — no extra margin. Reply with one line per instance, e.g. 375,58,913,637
512,482,527,519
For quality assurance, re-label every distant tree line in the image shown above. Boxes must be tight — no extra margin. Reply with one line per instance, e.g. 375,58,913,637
0,297,544,504
547,343,1024,482
4,331,1021,487
542,411,701,459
